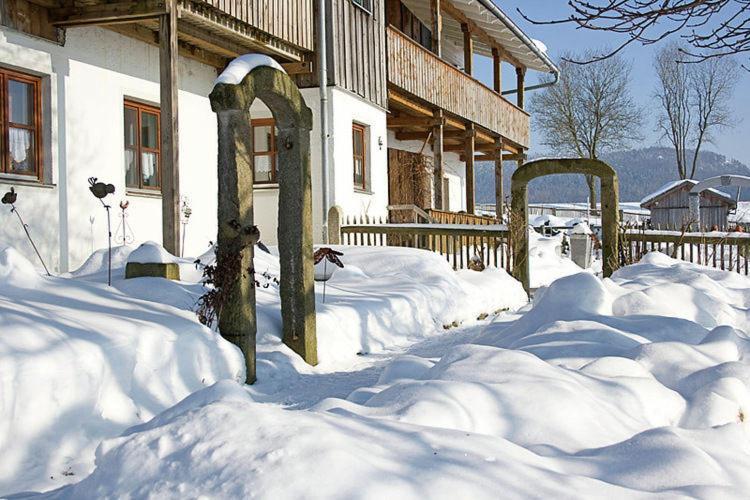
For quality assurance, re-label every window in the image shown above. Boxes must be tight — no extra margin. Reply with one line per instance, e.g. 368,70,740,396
352,123,367,190
352,0,372,14
124,100,161,190
252,118,278,184
0,68,42,179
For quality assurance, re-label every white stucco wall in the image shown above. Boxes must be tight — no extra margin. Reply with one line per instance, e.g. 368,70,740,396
386,131,468,212
0,26,391,268
250,87,388,245
0,26,219,272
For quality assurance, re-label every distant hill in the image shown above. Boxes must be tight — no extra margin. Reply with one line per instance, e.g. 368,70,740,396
475,147,750,204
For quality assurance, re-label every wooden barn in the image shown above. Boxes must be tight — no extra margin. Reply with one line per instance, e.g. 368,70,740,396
641,180,737,230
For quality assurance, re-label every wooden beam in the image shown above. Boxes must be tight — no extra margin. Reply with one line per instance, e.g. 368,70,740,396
281,61,313,75
445,141,498,153
430,0,442,57
395,131,432,141
495,137,504,218
107,24,227,69
160,2,180,255
516,66,526,110
441,0,524,69
387,90,468,131
433,109,445,210
387,116,441,128
51,0,167,27
465,124,475,213
462,23,473,75
492,47,502,93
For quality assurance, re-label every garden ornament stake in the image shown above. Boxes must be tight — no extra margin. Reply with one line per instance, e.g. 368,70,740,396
2,188,51,276
88,178,116,285
180,197,192,257
115,200,134,246
313,247,344,303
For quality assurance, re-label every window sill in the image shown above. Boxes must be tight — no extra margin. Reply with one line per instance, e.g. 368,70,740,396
127,188,162,199
254,183,279,190
0,176,55,189
354,187,373,196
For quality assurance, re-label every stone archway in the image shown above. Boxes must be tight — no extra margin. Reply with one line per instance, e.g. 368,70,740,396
689,175,750,229
510,158,620,292
210,66,317,384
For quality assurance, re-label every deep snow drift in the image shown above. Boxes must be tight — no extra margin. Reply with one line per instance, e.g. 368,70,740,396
1,242,525,495
37,252,750,499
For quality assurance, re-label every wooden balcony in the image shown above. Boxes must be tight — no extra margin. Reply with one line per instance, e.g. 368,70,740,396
386,26,529,148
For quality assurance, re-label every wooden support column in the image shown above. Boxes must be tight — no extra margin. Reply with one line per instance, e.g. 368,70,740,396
464,124,475,213
494,137,504,219
462,23,473,75
430,0,442,57
516,66,526,109
159,0,180,255
492,48,502,93
433,109,444,210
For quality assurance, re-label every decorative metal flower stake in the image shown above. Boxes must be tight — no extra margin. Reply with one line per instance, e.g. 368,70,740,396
114,200,135,246
2,187,51,276
313,247,344,303
88,177,116,285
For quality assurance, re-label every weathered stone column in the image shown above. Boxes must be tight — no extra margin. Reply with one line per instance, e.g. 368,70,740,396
327,205,343,245
215,109,257,384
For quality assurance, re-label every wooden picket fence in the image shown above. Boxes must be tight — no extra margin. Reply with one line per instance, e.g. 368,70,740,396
340,223,512,272
623,230,750,275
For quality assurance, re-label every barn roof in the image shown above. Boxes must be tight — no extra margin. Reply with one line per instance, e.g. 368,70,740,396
640,179,737,209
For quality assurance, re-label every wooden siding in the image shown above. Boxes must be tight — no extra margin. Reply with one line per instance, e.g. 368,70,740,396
0,0,59,43
386,26,530,147
297,0,388,109
195,0,314,51
644,183,735,230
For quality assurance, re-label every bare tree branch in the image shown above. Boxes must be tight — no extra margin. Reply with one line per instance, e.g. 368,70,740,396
521,1,750,68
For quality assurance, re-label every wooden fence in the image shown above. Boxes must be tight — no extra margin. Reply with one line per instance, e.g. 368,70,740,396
426,209,499,226
340,223,512,272
624,230,750,274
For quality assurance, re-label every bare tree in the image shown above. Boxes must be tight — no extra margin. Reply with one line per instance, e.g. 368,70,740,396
521,0,750,67
654,43,740,179
530,52,644,208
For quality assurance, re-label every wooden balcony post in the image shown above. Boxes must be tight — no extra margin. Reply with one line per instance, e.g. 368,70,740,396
430,0,442,57
159,0,180,256
464,124,475,213
462,23,473,75
433,109,444,209
492,47,502,93
494,137,504,219
516,66,526,109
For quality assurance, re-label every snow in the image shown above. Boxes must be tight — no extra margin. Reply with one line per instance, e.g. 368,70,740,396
528,229,591,288
0,242,527,496
213,54,285,87
571,221,593,235
531,38,548,54
127,241,178,264
6,237,750,498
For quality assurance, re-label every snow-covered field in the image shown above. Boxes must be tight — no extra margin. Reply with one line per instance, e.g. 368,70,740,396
3,239,750,498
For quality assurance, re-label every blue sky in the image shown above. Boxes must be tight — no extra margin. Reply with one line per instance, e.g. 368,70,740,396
472,1,750,166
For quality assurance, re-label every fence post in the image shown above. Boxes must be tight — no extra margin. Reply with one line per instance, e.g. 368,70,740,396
327,205,343,245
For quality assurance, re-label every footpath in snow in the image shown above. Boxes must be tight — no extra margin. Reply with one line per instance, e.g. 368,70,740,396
3,239,750,498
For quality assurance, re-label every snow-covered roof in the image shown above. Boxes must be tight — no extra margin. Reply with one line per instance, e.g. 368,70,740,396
400,0,558,75
640,179,736,207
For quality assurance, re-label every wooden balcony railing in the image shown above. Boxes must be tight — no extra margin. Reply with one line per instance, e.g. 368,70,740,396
386,26,530,147
184,0,314,58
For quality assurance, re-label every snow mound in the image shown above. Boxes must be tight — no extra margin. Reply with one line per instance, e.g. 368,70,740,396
0,243,40,285
127,241,179,264
214,54,286,87
0,243,244,494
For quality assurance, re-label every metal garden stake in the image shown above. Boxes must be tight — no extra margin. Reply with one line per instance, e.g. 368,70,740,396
88,178,116,285
2,187,51,276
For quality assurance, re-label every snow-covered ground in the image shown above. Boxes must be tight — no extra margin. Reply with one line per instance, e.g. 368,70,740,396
0,241,525,496
4,239,750,498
